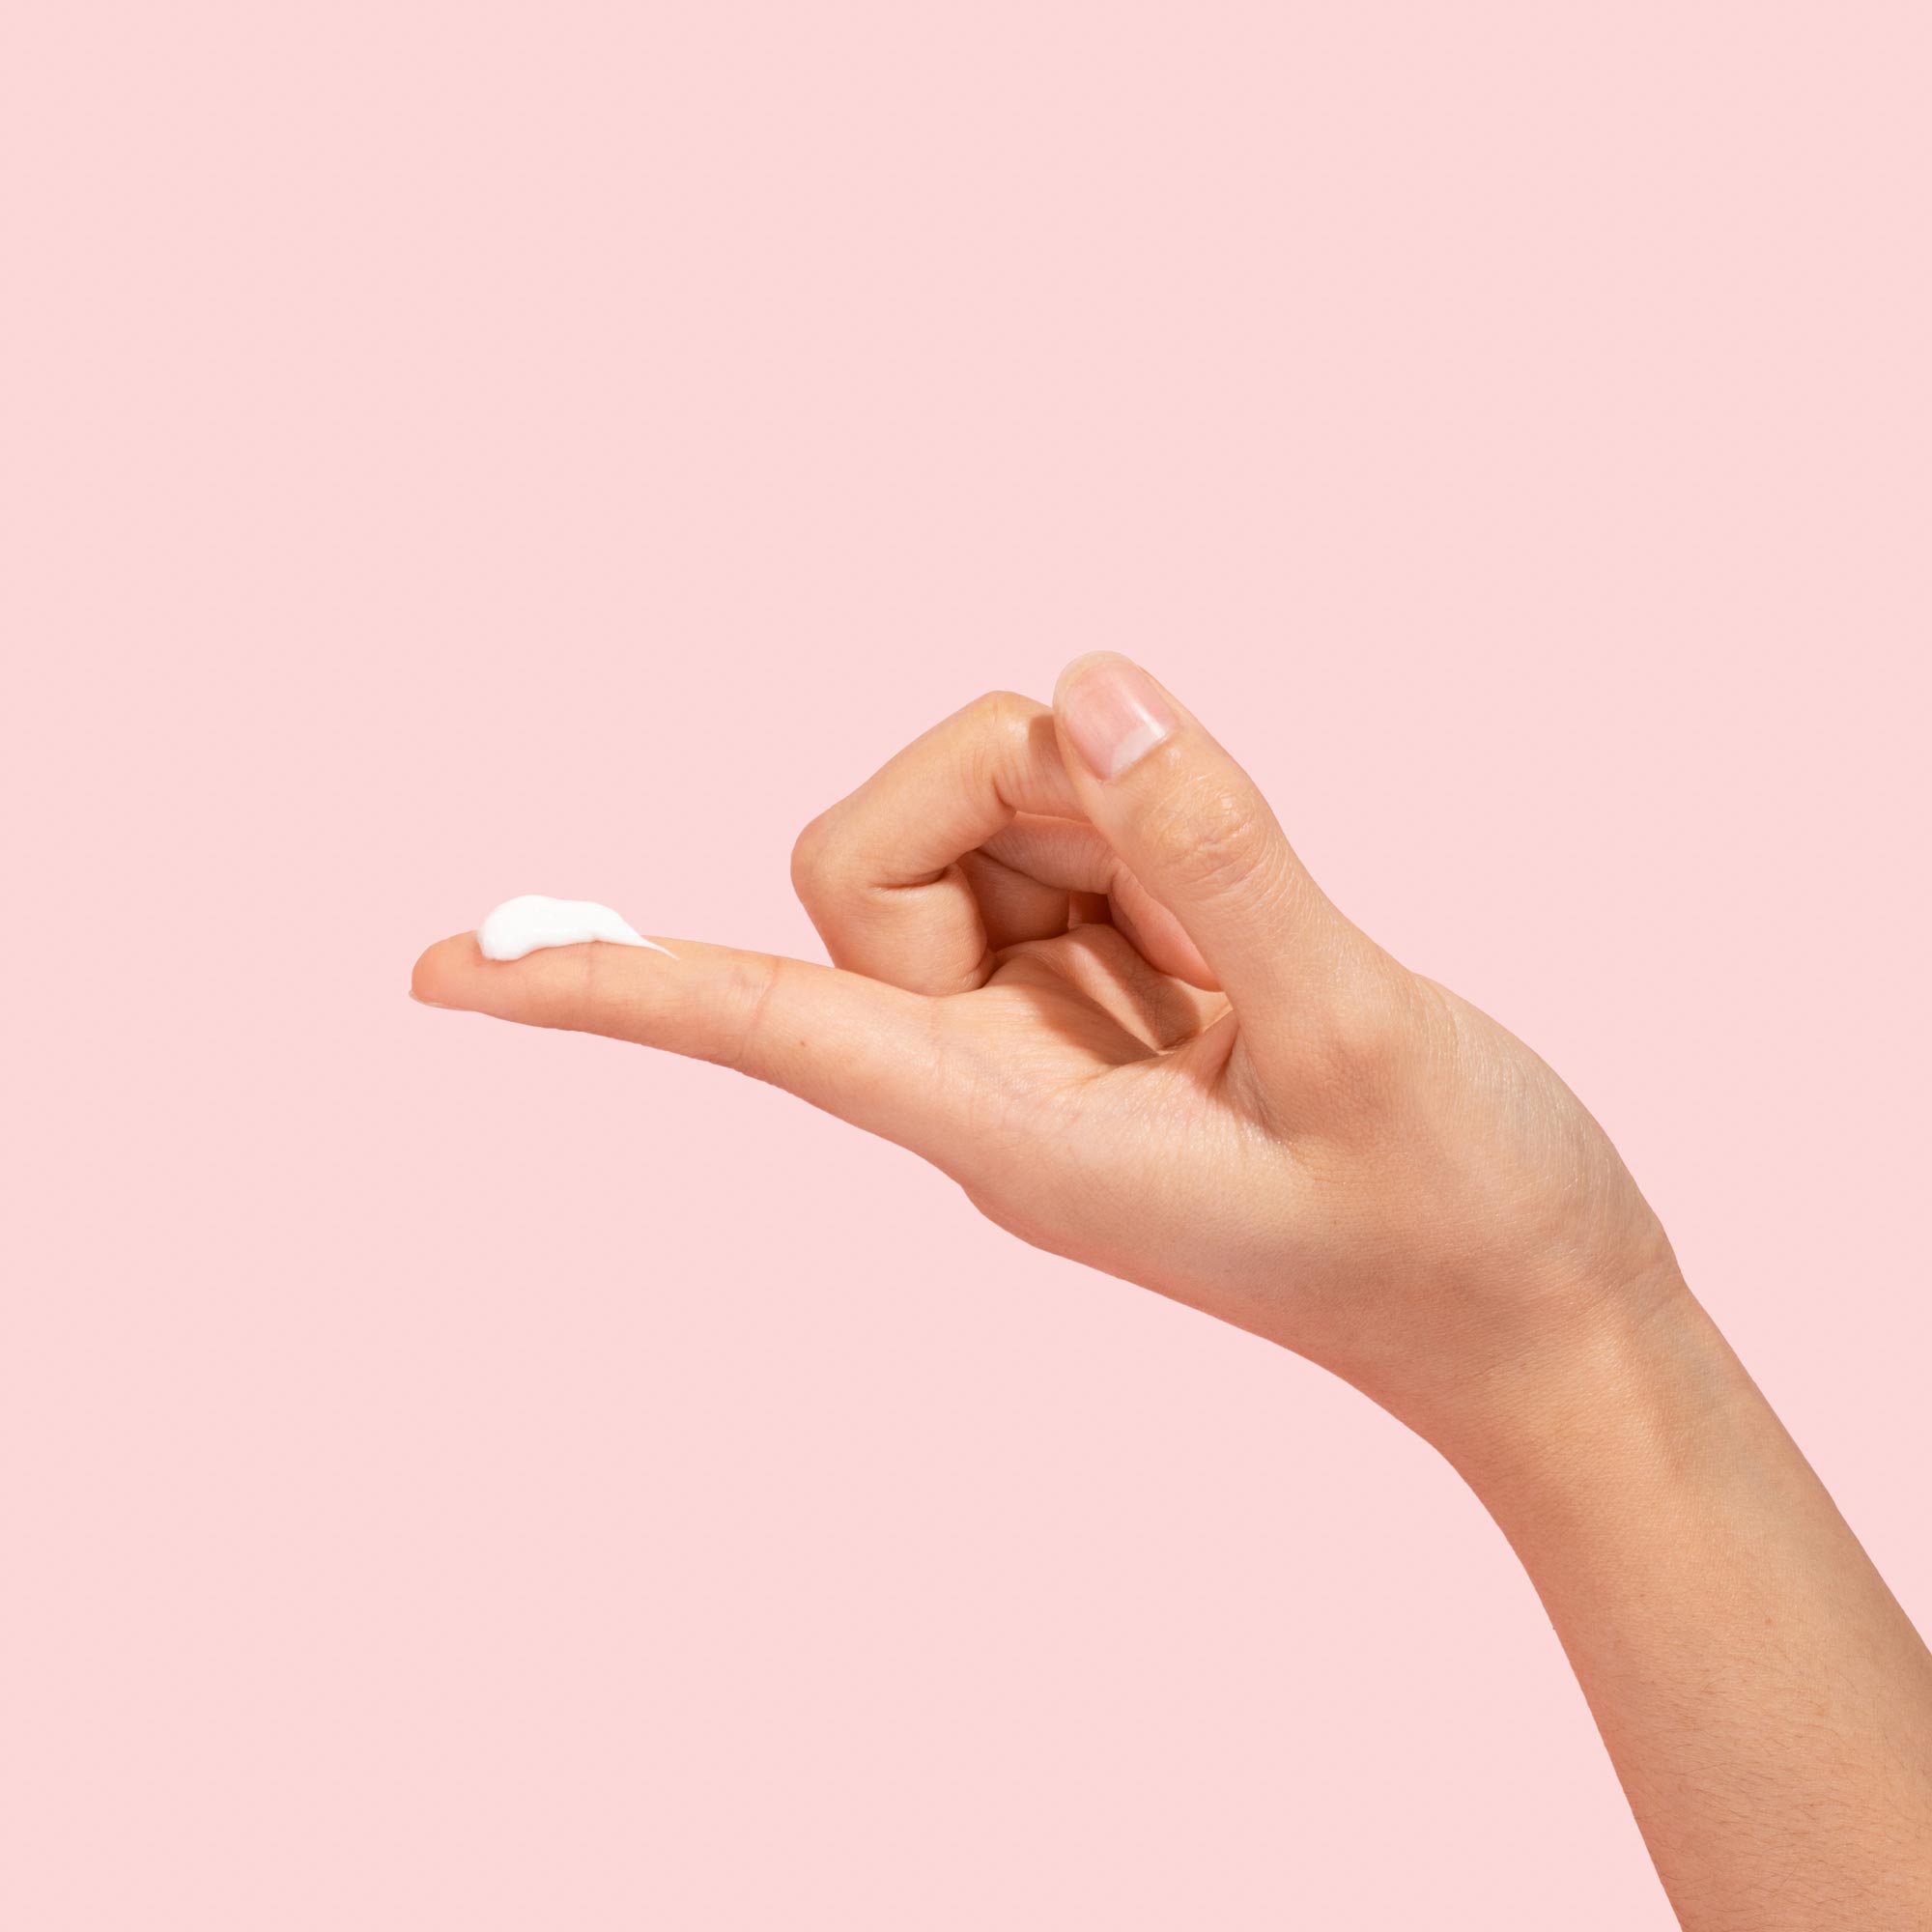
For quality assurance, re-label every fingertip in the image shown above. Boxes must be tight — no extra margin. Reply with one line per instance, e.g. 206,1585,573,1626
409,928,694,1038
1052,653,1181,784
1052,649,1134,712
411,932,485,1010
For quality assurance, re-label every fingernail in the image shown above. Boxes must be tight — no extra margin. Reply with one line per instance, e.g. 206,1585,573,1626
1056,654,1178,781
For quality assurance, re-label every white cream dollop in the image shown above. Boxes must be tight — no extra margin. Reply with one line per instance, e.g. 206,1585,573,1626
477,895,677,962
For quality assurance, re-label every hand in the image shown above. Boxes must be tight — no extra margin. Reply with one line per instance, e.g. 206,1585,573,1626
412,652,1677,1458
414,653,1932,1925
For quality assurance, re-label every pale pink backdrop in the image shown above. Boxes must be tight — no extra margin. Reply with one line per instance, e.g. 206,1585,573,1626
4,5,1928,1927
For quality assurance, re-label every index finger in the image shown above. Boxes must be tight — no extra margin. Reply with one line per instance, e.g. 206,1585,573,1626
412,929,958,1155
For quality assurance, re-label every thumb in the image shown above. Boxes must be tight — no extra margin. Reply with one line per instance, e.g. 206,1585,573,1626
411,929,953,1156
1051,652,1350,1025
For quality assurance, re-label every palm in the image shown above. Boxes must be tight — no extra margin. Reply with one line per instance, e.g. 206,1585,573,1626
910,917,1269,1288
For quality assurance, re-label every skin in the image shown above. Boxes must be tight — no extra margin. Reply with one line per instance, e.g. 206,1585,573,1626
413,651,1932,1924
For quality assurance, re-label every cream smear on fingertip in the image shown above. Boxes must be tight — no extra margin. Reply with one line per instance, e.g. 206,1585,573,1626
477,895,678,962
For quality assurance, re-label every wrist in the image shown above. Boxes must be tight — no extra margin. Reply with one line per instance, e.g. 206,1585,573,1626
1414,1258,1752,1530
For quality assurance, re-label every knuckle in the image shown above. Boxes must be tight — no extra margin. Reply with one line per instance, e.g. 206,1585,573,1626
788,810,839,904
549,935,618,1034
971,688,1038,742
1142,776,1277,902
1310,967,1420,1102
967,688,1044,785
1322,996,1402,1080
723,951,785,1076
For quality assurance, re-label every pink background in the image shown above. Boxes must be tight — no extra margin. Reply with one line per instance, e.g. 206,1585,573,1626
5,5,1929,1926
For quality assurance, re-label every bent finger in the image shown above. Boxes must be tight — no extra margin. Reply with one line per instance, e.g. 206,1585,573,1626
978,814,1218,988
790,689,1084,996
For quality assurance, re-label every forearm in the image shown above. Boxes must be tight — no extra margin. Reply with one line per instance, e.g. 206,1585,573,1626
1442,1274,1932,1927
